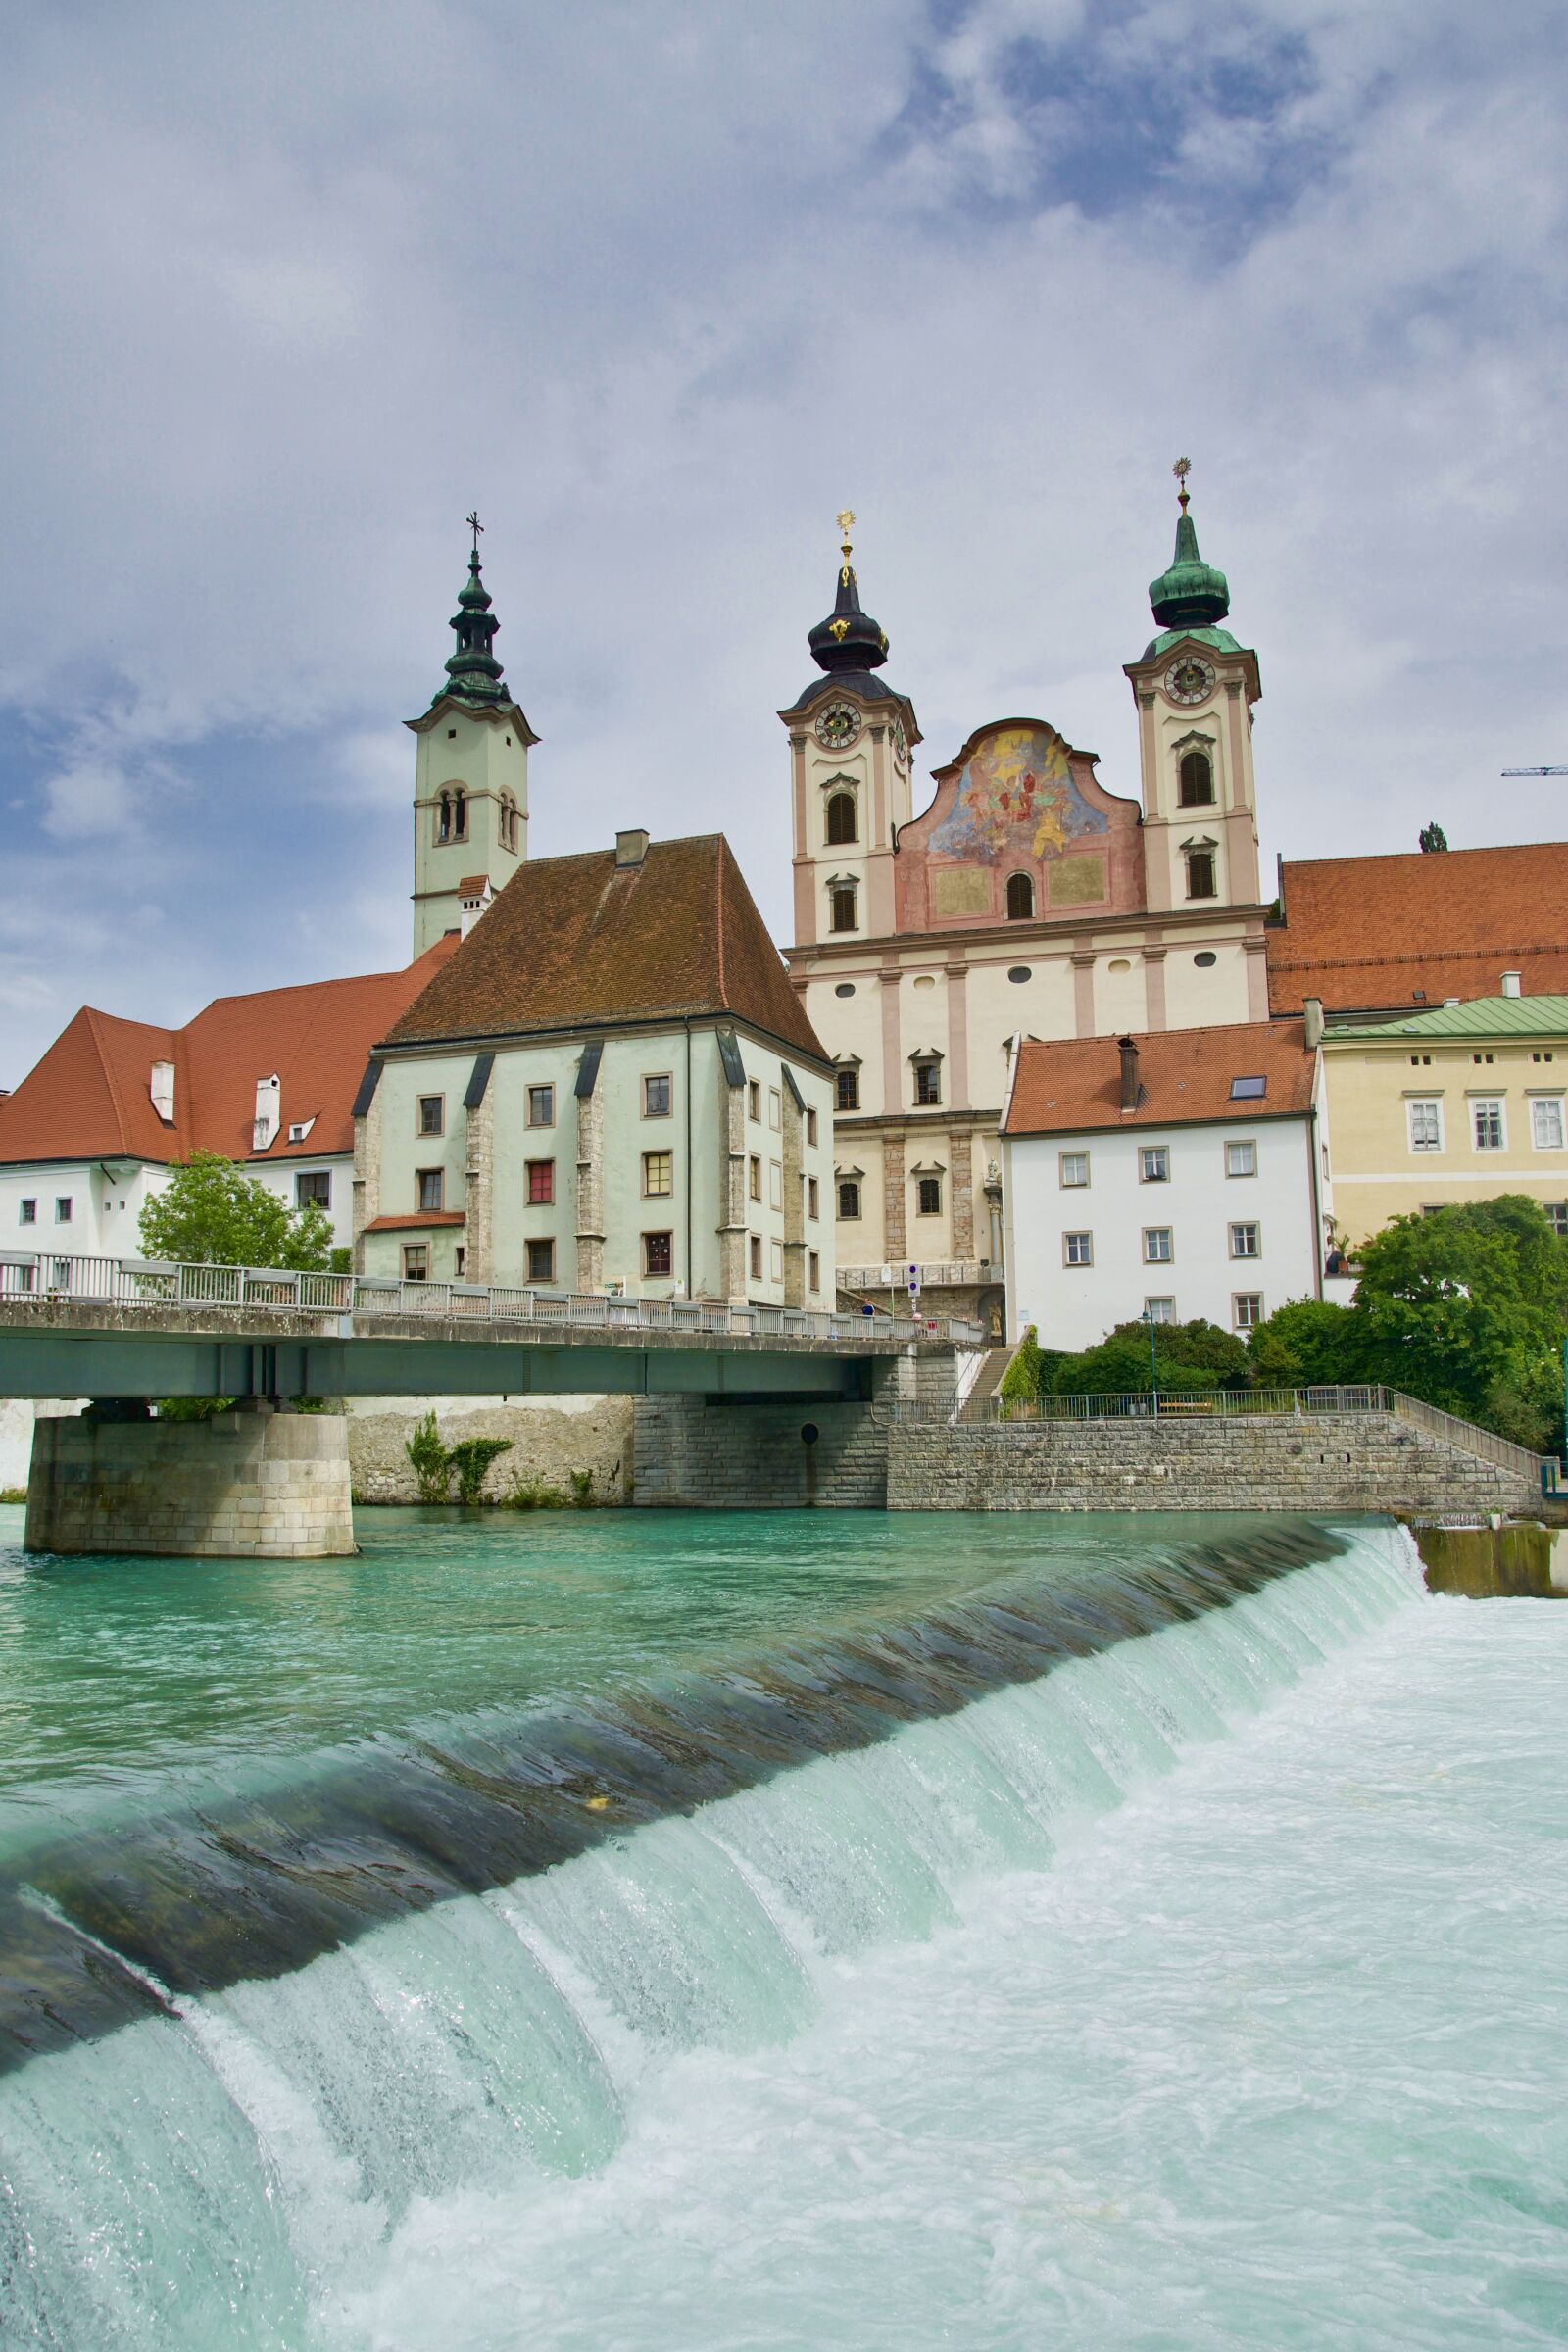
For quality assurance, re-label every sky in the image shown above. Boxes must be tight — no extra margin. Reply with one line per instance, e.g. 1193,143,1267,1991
1,0,1566,1085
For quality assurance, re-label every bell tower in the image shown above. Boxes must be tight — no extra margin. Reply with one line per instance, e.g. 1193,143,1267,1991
1124,462,1262,916
407,515,538,956
779,514,920,950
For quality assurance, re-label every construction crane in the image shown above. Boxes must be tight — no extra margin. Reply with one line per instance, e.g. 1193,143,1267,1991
1501,767,1568,776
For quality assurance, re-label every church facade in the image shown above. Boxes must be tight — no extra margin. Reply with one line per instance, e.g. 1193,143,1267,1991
781,485,1272,1332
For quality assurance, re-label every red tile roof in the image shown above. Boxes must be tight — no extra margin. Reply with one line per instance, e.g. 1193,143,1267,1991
1004,1018,1315,1137
1267,844,1568,1015
0,939,457,1170
387,833,827,1063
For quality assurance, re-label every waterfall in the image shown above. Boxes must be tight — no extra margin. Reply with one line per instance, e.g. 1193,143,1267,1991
0,1521,1422,2348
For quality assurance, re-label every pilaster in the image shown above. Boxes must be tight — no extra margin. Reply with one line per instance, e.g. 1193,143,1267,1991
882,1130,906,1258
463,1088,494,1284
879,966,903,1115
574,1087,605,1291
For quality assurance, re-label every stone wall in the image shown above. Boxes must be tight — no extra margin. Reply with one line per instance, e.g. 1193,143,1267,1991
25,1403,354,1557
633,1396,892,1508
886,1412,1542,1516
346,1392,635,1504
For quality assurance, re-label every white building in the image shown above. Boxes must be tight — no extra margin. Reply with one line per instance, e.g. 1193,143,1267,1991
1000,1016,1331,1349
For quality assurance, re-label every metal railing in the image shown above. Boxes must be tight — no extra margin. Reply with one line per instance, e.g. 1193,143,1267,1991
0,1251,984,1348
840,1259,993,1291
1386,1389,1548,1484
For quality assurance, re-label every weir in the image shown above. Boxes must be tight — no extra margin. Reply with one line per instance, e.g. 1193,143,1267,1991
0,1518,1427,2347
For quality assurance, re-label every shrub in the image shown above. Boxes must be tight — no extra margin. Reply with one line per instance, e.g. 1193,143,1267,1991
405,1410,452,1504
446,1436,514,1505
999,1327,1043,1400
568,1468,595,1507
1248,1298,1362,1389
504,1471,569,1510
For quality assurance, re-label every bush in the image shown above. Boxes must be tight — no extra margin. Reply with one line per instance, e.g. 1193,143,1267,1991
446,1436,514,1505
504,1471,570,1510
405,1410,452,1504
1247,1298,1362,1389
568,1468,595,1507
999,1327,1043,1400
1052,1318,1240,1396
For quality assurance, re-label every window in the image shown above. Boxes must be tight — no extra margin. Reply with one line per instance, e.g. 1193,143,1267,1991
769,1089,782,1131
55,1198,74,1224
1178,750,1214,807
643,1073,671,1118
1532,1099,1564,1150
835,982,856,999
1472,1053,1495,1065
526,1159,554,1204
436,788,467,844
416,1168,444,1212
499,795,519,852
829,882,858,934
825,792,858,845
296,1170,331,1209
1059,1152,1090,1188
1230,1221,1260,1258
750,1234,763,1279
748,1080,760,1121
526,1237,555,1283
1410,1054,1433,1066
807,1107,818,1148
838,1179,861,1219
749,1153,762,1200
455,1248,466,1277
836,1066,859,1111
916,1176,942,1215
808,1250,821,1293
1233,1292,1264,1329
1225,1140,1256,1178
1064,1231,1093,1266
1194,950,1217,969
1546,1203,1568,1238
1534,1052,1556,1064
417,1095,444,1136
1229,1076,1266,1101
1140,1146,1169,1183
769,1160,783,1209
1145,1297,1175,1324
1407,1099,1443,1152
643,1151,673,1198
402,1244,428,1281
1007,965,1032,983
1185,849,1217,900
771,1240,784,1280
644,1231,673,1277
1005,872,1035,919
808,1176,819,1219
913,1058,942,1106
1472,1099,1504,1152
527,1084,555,1128
19,1199,36,1225
1144,1227,1173,1263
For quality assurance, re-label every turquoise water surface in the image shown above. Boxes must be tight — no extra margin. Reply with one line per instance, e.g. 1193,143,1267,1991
1,1505,1563,2349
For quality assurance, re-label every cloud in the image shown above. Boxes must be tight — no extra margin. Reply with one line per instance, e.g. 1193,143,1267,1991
0,0,1565,1083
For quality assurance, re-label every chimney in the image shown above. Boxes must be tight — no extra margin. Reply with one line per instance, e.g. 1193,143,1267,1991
253,1073,280,1152
149,1060,175,1121
1118,1035,1141,1111
1302,997,1324,1050
615,827,650,869
1501,970,1522,998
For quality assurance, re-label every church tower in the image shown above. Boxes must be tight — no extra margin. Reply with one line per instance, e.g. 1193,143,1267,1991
407,519,537,956
1123,463,1262,917
780,514,921,949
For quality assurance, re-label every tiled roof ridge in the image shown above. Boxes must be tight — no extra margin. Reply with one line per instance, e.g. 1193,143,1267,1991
82,1008,134,1154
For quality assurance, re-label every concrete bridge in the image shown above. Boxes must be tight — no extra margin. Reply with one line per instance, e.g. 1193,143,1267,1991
0,1253,979,1557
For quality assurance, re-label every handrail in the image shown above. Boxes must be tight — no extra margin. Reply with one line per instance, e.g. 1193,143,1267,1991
0,1251,984,1348
1386,1389,1548,1482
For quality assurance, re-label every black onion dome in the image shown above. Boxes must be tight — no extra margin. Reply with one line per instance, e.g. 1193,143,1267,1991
808,550,890,676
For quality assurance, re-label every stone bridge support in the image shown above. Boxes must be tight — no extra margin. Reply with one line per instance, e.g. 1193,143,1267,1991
24,1402,355,1558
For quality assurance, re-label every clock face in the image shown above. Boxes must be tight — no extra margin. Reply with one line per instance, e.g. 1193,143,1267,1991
1163,655,1216,707
892,720,909,770
815,702,860,751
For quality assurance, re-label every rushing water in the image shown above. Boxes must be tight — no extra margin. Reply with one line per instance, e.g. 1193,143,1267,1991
0,1506,1562,2349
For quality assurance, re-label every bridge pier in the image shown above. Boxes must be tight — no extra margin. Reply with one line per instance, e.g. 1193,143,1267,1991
24,1401,355,1558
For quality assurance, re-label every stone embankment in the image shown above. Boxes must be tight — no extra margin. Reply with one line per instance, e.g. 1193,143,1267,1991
25,1403,353,1557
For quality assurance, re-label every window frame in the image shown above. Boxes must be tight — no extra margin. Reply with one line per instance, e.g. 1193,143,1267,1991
835,1065,860,1112
1139,1145,1170,1184
526,1158,555,1205
1531,1096,1565,1152
748,1079,760,1122
642,1072,672,1119
416,1167,445,1213
749,1233,763,1279
416,1094,445,1138
1545,1202,1568,1239
1185,847,1217,900
526,1083,556,1130
828,880,858,934
1471,1097,1505,1152
1225,1139,1256,1179
768,1088,782,1131
912,1057,942,1108
749,1153,762,1201
808,1249,821,1293
20,1198,38,1226
1233,1291,1264,1330
1059,1150,1090,1189
824,790,858,847
1004,871,1035,920
915,1174,943,1217
54,1197,74,1225
1143,1226,1174,1264
1063,1230,1093,1267
1229,1220,1261,1260
1406,1097,1444,1153
401,1243,428,1281
526,1236,556,1285
295,1169,331,1210
808,1175,819,1220
642,1150,674,1200
643,1230,674,1278
838,1178,861,1221
806,1107,818,1149
1144,1296,1176,1324
1177,748,1215,808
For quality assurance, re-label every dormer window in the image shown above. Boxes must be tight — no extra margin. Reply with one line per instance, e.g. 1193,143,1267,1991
1178,749,1215,807
1005,872,1035,919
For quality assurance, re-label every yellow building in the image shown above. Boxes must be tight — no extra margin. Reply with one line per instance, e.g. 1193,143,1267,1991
1322,991,1568,1247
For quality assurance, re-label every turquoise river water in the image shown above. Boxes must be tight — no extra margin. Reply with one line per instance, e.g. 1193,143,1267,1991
0,1501,1563,2349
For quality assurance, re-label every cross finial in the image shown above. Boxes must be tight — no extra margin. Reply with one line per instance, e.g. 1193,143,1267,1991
1172,457,1191,514
466,509,484,559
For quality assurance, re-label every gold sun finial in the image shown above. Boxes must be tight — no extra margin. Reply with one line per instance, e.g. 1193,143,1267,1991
1173,457,1192,513
836,509,856,579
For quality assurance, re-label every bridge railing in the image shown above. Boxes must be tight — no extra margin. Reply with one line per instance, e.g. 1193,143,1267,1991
890,1384,1393,1423
0,1252,984,1348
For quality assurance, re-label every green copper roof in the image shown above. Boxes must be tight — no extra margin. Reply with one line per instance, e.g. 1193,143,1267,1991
431,547,511,710
1149,505,1230,631
1141,624,1244,662
1329,995,1568,1042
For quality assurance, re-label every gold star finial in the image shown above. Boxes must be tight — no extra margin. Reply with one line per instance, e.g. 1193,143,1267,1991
1172,457,1191,514
836,509,856,576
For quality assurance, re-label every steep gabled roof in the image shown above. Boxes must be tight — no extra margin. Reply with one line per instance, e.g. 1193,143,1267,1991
1004,1018,1315,1138
1267,845,1568,1015
386,834,828,1063
0,938,457,1170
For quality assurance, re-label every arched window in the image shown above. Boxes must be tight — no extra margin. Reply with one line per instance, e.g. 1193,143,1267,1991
1178,750,1214,807
825,792,858,846
453,789,467,839
1185,847,1217,900
838,1178,861,1219
829,881,858,934
437,791,452,843
1005,872,1034,920
499,794,519,852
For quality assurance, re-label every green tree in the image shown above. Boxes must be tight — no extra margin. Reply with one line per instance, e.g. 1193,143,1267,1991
137,1152,335,1270
999,1326,1044,1400
1248,1298,1363,1389
1051,1318,1243,1396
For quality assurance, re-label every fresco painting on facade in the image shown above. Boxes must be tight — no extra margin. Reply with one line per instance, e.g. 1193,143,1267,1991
929,725,1107,863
